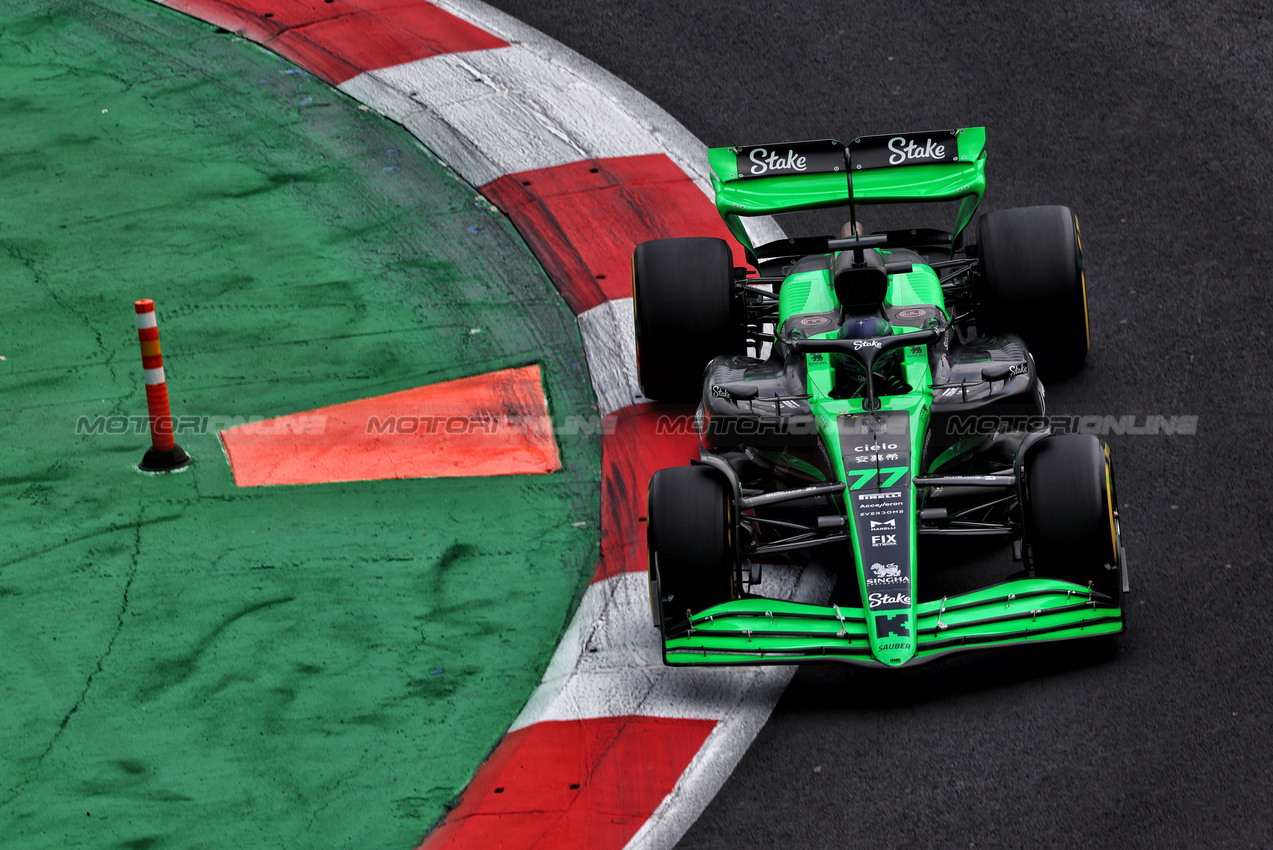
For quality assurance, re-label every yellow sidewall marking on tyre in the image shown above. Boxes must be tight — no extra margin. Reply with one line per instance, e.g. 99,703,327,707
1104,446,1117,560
1076,215,1091,350
1081,271,1091,350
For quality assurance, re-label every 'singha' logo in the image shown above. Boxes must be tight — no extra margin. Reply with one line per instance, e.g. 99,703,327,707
866,561,909,586
870,562,901,578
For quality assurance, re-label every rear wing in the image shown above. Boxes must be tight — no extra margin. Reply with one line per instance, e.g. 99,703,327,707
708,127,987,262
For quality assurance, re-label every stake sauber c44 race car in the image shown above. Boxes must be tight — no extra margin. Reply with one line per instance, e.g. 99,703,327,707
635,128,1128,668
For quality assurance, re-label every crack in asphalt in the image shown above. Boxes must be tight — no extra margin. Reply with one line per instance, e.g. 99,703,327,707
0,238,120,390
43,520,142,760
0,511,183,572
0,518,143,813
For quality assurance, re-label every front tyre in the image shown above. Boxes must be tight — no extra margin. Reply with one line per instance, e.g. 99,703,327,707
1021,434,1123,606
634,237,742,402
975,205,1089,380
647,465,737,632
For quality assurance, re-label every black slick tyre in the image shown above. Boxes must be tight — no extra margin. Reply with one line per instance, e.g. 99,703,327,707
634,237,742,402
975,205,1089,380
1021,434,1122,606
647,465,736,632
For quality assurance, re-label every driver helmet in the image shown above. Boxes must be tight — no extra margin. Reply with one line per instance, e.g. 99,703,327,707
834,315,893,373
838,314,892,340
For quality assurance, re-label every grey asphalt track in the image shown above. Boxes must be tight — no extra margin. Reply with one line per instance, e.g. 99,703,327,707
483,2,1273,847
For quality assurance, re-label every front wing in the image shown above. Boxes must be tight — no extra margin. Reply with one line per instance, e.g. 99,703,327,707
662,578,1123,668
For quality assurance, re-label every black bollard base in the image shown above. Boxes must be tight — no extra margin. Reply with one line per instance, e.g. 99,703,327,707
139,444,192,473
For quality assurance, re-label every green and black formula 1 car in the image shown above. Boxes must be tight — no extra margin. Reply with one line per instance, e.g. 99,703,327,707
636,128,1127,668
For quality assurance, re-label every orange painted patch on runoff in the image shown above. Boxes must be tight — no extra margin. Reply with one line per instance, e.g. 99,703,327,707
220,365,561,486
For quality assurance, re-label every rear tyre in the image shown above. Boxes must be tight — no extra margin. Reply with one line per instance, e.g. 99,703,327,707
647,465,736,631
1021,434,1122,606
634,237,742,402
975,205,1089,380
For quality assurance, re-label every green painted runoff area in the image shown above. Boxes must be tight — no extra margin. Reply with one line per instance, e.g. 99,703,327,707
0,2,600,846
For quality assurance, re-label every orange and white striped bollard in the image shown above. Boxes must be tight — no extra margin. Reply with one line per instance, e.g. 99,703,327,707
135,299,191,471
